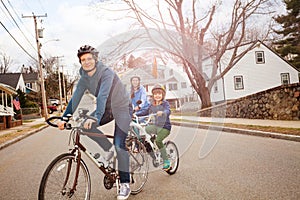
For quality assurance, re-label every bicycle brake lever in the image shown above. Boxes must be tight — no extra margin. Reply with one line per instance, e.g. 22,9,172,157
65,123,72,130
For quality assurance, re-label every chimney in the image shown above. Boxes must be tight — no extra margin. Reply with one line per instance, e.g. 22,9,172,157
152,56,158,78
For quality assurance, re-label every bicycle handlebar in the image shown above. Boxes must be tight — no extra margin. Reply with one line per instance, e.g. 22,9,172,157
46,108,98,130
133,113,157,125
46,116,63,127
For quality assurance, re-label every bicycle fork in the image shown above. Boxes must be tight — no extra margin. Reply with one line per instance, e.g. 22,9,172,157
60,147,81,198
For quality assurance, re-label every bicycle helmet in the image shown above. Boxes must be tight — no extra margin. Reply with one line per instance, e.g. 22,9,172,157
77,45,99,63
151,84,166,99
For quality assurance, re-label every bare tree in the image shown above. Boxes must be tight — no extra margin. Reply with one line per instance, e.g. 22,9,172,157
0,52,13,73
95,0,277,108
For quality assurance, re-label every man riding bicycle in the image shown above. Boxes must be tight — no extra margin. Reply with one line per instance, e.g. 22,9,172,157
57,45,131,200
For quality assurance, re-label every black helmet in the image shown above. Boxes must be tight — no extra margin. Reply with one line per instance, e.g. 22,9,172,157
77,45,99,62
151,84,166,99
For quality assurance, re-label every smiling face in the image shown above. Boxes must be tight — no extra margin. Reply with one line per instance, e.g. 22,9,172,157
80,53,96,76
131,77,140,89
152,89,164,102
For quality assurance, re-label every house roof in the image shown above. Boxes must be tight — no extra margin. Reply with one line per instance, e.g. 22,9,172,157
166,76,178,82
256,40,300,72
120,67,162,85
0,73,22,89
0,83,16,94
22,72,39,82
220,40,300,73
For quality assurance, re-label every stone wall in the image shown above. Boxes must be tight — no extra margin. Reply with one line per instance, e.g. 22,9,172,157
198,83,300,120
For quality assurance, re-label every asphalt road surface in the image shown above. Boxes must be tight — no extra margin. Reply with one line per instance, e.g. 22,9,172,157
0,122,299,200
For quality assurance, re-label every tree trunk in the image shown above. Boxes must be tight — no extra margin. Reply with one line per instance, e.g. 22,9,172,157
196,84,211,109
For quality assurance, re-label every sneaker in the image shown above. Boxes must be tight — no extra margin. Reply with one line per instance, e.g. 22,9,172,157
117,183,131,200
163,159,171,171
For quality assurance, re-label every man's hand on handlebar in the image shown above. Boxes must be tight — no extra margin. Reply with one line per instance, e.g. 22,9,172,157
57,120,66,130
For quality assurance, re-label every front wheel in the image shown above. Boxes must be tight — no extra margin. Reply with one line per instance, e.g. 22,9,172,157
165,141,179,175
38,153,91,200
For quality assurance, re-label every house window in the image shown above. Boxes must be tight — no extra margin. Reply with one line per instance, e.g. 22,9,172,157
281,73,290,85
234,75,244,90
169,83,178,91
255,51,265,64
169,69,174,76
26,82,32,88
181,82,187,89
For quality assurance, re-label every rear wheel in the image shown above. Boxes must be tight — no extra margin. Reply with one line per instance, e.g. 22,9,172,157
165,141,179,175
38,153,91,200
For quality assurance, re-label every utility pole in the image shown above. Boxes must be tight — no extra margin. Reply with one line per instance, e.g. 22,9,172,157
61,65,67,105
22,13,48,120
53,56,64,114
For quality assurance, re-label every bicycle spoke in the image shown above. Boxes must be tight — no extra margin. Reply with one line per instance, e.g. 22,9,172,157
39,153,91,200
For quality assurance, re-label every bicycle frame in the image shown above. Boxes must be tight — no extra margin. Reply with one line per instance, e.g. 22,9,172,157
130,114,180,175
60,125,119,195
41,110,149,198
130,115,163,164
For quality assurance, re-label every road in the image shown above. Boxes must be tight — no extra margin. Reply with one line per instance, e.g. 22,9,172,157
0,122,299,200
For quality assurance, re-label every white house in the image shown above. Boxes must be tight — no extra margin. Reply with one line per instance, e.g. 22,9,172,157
0,83,16,117
0,73,26,93
203,40,299,104
120,59,196,110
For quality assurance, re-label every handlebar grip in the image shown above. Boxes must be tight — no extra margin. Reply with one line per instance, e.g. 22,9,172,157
46,116,63,127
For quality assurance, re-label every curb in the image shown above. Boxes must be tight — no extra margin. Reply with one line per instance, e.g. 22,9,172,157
0,125,49,150
172,121,300,142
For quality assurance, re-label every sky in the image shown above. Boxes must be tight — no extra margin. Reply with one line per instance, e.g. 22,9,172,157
0,0,133,77
0,0,286,78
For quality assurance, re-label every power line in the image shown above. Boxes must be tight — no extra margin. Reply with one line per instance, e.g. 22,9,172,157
7,0,36,39
1,0,36,52
0,21,37,61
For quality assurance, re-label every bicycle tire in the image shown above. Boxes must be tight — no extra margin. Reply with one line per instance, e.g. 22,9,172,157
127,126,149,195
38,153,91,200
165,141,179,175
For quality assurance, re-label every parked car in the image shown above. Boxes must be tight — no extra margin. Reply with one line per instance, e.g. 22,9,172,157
40,104,57,114
49,99,60,106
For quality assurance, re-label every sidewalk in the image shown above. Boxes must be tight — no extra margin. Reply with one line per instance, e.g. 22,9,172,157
0,116,299,150
170,116,300,129
0,117,48,150
170,115,300,142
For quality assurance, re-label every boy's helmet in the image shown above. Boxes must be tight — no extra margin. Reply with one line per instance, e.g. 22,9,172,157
77,45,99,62
151,84,166,99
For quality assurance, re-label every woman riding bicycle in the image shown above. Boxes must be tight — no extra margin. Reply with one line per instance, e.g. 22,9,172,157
134,84,172,171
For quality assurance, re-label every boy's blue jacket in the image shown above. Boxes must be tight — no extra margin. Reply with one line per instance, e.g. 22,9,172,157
136,100,171,131
63,61,130,125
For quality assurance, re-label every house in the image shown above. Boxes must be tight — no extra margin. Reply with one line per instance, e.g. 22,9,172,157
203,40,300,104
0,83,22,130
0,73,26,93
22,72,40,93
120,59,196,110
